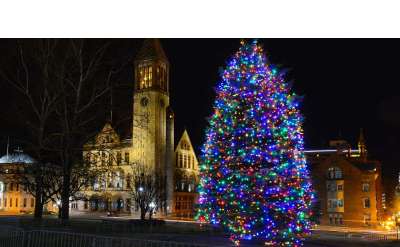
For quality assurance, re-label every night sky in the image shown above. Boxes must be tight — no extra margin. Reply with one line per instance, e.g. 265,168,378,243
0,39,399,187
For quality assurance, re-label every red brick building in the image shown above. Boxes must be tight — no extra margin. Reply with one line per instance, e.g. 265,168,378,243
306,131,383,227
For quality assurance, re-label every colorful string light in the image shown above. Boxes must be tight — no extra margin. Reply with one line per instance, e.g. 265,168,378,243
196,40,313,246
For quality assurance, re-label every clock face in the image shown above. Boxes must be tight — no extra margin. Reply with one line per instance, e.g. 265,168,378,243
140,97,149,107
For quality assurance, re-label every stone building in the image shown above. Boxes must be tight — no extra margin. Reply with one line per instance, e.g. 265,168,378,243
173,130,199,218
0,150,57,214
306,130,383,227
73,39,199,217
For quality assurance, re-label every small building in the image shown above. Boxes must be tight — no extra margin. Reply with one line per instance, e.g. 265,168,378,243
0,150,56,215
172,130,199,218
306,130,383,227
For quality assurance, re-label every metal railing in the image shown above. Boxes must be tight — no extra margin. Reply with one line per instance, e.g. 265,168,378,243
0,227,221,247
0,226,24,247
364,232,398,241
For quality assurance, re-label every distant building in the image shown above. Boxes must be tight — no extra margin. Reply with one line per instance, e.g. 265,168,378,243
0,150,56,214
306,129,383,227
393,173,400,214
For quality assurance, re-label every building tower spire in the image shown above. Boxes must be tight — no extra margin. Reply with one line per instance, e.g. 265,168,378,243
134,39,169,94
358,128,367,160
6,136,9,160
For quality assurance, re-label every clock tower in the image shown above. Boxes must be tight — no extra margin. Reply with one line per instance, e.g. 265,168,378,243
132,39,172,177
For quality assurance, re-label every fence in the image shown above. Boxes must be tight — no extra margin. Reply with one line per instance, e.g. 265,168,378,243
364,232,399,241
0,227,222,247
0,218,219,236
0,226,24,247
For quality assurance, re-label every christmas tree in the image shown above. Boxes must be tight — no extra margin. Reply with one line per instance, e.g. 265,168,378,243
197,40,313,246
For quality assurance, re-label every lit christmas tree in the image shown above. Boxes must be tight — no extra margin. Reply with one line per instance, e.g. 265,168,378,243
197,40,313,246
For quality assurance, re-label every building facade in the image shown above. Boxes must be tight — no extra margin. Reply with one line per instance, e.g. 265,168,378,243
306,131,383,227
0,152,56,215
73,39,199,217
173,130,199,218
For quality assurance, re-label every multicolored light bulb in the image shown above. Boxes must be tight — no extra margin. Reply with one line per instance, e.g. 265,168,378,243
196,39,313,246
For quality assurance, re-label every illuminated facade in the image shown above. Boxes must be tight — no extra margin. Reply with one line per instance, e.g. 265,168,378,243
0,152,56,215
173,130,199,218
306,130,383,227
74,39,198,217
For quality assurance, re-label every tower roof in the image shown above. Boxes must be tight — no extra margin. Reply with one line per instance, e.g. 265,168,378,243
135,38,168,63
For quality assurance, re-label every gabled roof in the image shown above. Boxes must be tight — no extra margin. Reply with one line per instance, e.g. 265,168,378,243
85,122,121,148
175,129,199,163
95,122,120,145
135,38,169,63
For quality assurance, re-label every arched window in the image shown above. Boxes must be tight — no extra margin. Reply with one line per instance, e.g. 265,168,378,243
327,167,343,179
188,175,196,192
158,63,167,91
116,152,122,166
138,64,153,89
181,175,188,191
181,141,190,150
179,154,183,168
126,173,132,189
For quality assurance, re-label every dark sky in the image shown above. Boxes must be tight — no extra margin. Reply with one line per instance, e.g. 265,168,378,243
1,39,399,185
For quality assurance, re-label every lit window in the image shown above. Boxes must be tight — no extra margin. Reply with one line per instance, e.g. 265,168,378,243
363,198,370,208
364,214,371,225
158,63,167,90
179,154,183,168
126,174,131,189
362,183,370,192
327,167,342,179
125,152,130,164
117,152,121,166
181,141,190,150
138,64,153,89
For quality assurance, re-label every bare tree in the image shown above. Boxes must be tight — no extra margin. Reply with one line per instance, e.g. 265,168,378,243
0,40,62,218
51,157,103,218
0,39,122,220
127,163,166,220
